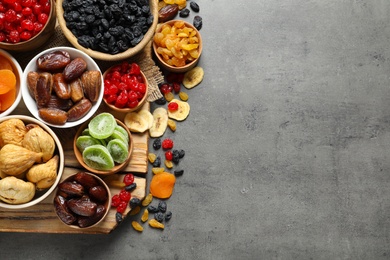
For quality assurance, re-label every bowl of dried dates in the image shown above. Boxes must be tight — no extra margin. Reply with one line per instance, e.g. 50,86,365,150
0,49,23,118
153,19,203,73
56,0,158,61
22,46,104,128
73,112,134,175
53,171,111,229
103,61,148,113
0,0,57,52
0,115,65,209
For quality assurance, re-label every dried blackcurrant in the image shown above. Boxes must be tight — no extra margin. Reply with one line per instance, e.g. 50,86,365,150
147,205,159,213
190,2,200,12
178,149,185,158
125,183,137,192
153,138,162,150
115,212,123,223
152,156,161,167
129,197,141,208
174,169,184,176
193,15,202,30
165,211,172,221
172,149,180,164
154,97,167,105
179,8,190,18
154,212,164,223
158,201,167,213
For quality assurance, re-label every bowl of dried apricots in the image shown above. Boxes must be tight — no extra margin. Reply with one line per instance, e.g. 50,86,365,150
0,49,23,118
153,20,202,73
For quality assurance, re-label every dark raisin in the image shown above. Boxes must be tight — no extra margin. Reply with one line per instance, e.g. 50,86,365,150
172,149,180,164
165,211,172,221
158,201,167,213
153,138,162,150
154,212,164,222
179,8,190,18
129,197,141,208
178,149,185,158
190,2,200,12
154,97,167,105
153,156,161,167
115,212,123,223
148,205,159,213
193,15,202,30
125,183,137,192
174,169,184,176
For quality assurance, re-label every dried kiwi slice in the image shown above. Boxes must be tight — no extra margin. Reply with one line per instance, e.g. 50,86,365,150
88,113,117,139
107,139,129,164
82,144,115,171
106,130,129,148
76,135,103,152
115,125,129,142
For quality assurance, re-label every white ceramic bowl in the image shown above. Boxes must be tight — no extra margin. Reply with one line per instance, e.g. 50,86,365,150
0,49,23,118
22,46,104,128
0,115,65,209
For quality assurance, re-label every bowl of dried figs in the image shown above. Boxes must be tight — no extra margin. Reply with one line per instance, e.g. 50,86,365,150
0,0,57,52
153,20,203,73
56,0,158,61
73,112,133,175
22,46,104,128
103,61,148,113
0,115,64,209
0,49,23,118
53,171,111,229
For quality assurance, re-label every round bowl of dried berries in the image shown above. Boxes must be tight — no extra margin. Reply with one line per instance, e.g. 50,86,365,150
73,112,134,175
153,19,202,73
53,171,111,229
0,0,57,52
103,61,148,113
0,49,23,118
22,46,104,128
56,0,159,61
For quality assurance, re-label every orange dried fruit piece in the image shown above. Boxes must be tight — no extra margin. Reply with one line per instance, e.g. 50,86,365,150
0,57,13,71
0,87,16,112
0,69,16,95
150,172,176,199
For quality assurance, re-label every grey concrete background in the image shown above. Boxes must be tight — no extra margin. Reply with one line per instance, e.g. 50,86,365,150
2,0,390,259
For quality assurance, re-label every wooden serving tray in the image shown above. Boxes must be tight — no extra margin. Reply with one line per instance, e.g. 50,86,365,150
0,100,150,234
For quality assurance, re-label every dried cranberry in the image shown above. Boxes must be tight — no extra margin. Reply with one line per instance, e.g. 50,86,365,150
162,138,174,150
119,190,131,202
168,102,179,112
165,150,173,161
111,194,121,207
123,174,134,186
116,201,127,213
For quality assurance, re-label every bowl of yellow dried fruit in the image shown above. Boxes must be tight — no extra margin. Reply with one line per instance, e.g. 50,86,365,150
0,49,23,118
153,20,202,73
0,115,64,209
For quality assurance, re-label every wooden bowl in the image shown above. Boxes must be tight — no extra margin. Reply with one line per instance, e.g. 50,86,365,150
56,0,158,61
103,65,149,113
73,118,133,175
0,115,64,209
53,172,111,229
153,20,203,73
0,49,23,118
0,0,56,52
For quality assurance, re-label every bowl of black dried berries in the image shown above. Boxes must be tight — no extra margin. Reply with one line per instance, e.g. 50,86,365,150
56,0,158,61
0,0,57,52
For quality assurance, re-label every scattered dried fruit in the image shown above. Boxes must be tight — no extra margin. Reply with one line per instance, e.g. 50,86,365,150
149,219,165,229
150,172,176,199
132,221,144,232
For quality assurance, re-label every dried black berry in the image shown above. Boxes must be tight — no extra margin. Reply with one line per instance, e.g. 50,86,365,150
174,169,184,176
190,2,200,12
178,149,185,158
115,212,123,223
125,183,137,192
154,212,164,222
172,149,180,164
179,8,190,18
165,211,172,221
154,97,167,105
148,205,159,213
158,201,167,213
129,197,141,208
153,138,162,150
193,15,202,30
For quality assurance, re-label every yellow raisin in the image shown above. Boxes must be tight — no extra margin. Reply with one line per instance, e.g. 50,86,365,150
129,206,140,215
152,167,165,174
179,91,189,101
168,119,177,132
149,219,165,229
132,221,144,232
165,92,174,102
104,180,125,189
148,153,157,163
165,160,173,169
142,193,153,207
141,209,149,223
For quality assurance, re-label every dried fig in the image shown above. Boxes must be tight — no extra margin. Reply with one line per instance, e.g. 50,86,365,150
0,144,42,176
0,176,35,204
26,155,59,190
22,124,55,162
0,118,27,148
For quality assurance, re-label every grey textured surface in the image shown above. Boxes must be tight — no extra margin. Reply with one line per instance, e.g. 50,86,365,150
2,0,390,259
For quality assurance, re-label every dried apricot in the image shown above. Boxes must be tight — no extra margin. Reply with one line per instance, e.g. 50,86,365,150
0,57,13,71
0,70,16,95
150,172,176,199
0,87,16,112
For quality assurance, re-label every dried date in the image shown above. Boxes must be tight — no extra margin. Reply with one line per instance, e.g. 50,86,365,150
69,79,84,103
46,95,74,111
67,195,97,217
159,4,179,23
78,204,106,228
54,195,77,225
58,181,84,197
35,72,53,108
67,98,92,122
89,186,108,203
53,73,71,99
73,172,99,189
37,50,71,71
38,108,68,125
63,57,87,82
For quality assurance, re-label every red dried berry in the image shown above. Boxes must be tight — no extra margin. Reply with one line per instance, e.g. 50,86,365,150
119,190,131,202
123,174,135,186
165,151,173,161
162,138,174,150
116,200,128,213
111,194,121,207
168,102,179,112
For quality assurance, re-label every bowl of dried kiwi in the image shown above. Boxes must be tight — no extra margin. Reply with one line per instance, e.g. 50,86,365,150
56,0,159,61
